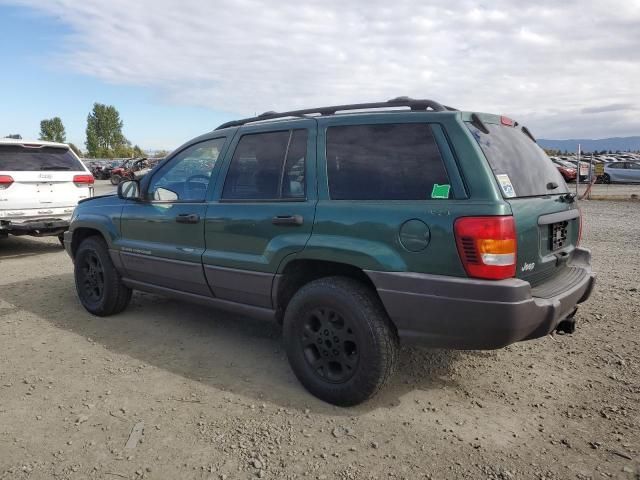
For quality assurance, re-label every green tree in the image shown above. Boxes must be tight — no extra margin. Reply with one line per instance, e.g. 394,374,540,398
113,141,134,158
39,117,66,143
68,143,83,157
132,145,145,157
85,103,128,158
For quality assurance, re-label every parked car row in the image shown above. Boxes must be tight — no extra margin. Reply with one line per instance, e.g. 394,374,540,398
549,154,640,184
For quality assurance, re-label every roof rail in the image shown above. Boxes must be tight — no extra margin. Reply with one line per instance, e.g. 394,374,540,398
215,97,454,130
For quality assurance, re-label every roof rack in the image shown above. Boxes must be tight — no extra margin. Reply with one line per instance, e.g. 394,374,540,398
215,97,455,130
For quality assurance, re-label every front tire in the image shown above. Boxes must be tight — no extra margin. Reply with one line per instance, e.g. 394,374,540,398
283,277,398,406
74,236,132,316
602,173,611,184
110,174,121,185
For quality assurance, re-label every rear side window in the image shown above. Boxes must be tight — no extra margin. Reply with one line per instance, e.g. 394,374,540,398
466,123,568,198
0,145,84,171
326,123,450,200
222,129,307,200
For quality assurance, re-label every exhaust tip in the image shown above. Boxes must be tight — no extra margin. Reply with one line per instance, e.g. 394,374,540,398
556,309,578,335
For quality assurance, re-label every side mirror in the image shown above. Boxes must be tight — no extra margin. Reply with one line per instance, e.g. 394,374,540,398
117,180,140,200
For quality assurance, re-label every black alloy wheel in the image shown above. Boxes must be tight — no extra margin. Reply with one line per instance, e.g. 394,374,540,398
78,250,105,303
300,307,359,383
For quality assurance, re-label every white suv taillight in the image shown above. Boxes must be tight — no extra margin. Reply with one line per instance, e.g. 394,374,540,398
73,174,95,186
0,175,14,189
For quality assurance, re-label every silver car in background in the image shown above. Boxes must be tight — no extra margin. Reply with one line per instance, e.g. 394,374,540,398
602,161,640,184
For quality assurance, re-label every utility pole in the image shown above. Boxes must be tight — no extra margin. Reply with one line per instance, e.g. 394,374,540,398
589,153,594,199
576,144,581,197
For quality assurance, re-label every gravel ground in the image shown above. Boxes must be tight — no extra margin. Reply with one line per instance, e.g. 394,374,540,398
0,200,638,480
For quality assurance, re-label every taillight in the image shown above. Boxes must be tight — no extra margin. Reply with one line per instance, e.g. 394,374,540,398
454,216,517,280
0,175,14,189
73,174,95,186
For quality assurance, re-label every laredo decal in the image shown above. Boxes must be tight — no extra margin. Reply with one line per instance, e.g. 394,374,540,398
121,246,152,255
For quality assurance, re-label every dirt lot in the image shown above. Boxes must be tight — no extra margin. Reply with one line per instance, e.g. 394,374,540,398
1,200,638,480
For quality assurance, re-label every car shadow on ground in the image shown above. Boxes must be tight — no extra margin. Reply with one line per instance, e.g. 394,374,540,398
0,272,467,414
0,236,63,259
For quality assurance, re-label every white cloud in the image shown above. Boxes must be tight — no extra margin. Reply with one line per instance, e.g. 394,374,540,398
5,0,640,138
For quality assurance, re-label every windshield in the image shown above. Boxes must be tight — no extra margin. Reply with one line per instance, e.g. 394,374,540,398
0,145,84,171
466,122,569,198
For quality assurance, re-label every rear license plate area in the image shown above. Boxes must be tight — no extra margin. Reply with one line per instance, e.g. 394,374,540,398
549,221,569,251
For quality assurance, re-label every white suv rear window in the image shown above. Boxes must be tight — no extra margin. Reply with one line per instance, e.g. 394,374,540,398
0,145,84,171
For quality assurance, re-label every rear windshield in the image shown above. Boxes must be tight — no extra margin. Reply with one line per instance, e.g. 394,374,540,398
0,145,84,171
466,122,568,198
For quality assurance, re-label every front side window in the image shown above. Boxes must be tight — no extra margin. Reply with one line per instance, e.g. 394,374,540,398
326,123,450,200
222,129,308,200
147,138,225,202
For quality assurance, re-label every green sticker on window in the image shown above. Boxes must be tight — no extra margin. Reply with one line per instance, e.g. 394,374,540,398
431,184,450,199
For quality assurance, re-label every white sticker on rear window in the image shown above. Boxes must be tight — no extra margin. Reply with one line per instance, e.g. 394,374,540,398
496,174,516,198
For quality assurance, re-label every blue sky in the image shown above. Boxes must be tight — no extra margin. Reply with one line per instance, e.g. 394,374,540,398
0,5,231,150
1,1,638,151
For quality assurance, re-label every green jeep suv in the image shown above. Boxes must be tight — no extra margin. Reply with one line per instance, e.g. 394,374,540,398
64,98,595,406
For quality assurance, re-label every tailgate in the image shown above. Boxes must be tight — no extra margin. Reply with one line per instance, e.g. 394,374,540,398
1,171,91,209
508,197,580,286
466,116,581,286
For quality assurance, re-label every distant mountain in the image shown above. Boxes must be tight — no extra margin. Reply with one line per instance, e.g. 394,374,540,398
538,136,640,153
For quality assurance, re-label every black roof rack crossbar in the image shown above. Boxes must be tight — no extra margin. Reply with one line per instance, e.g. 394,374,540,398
215,97,452,130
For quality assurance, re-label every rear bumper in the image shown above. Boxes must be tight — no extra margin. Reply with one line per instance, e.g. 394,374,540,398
366,247,595,350
0,217,70,236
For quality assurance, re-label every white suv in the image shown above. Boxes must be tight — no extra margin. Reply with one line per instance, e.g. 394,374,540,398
0,139,94,242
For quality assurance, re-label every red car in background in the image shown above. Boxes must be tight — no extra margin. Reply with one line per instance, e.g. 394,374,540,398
552,159,577,182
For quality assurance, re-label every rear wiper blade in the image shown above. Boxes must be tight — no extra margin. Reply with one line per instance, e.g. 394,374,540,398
522,126,537,143
470,113,490,134
40,166,71,170
560,192,576,203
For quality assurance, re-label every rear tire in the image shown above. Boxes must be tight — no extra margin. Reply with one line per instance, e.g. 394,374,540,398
74,236,132,316
57,234,65,248
283,277,398,406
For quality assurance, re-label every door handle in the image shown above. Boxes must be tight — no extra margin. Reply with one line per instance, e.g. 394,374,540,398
272,214,303,226
175,213,200,224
